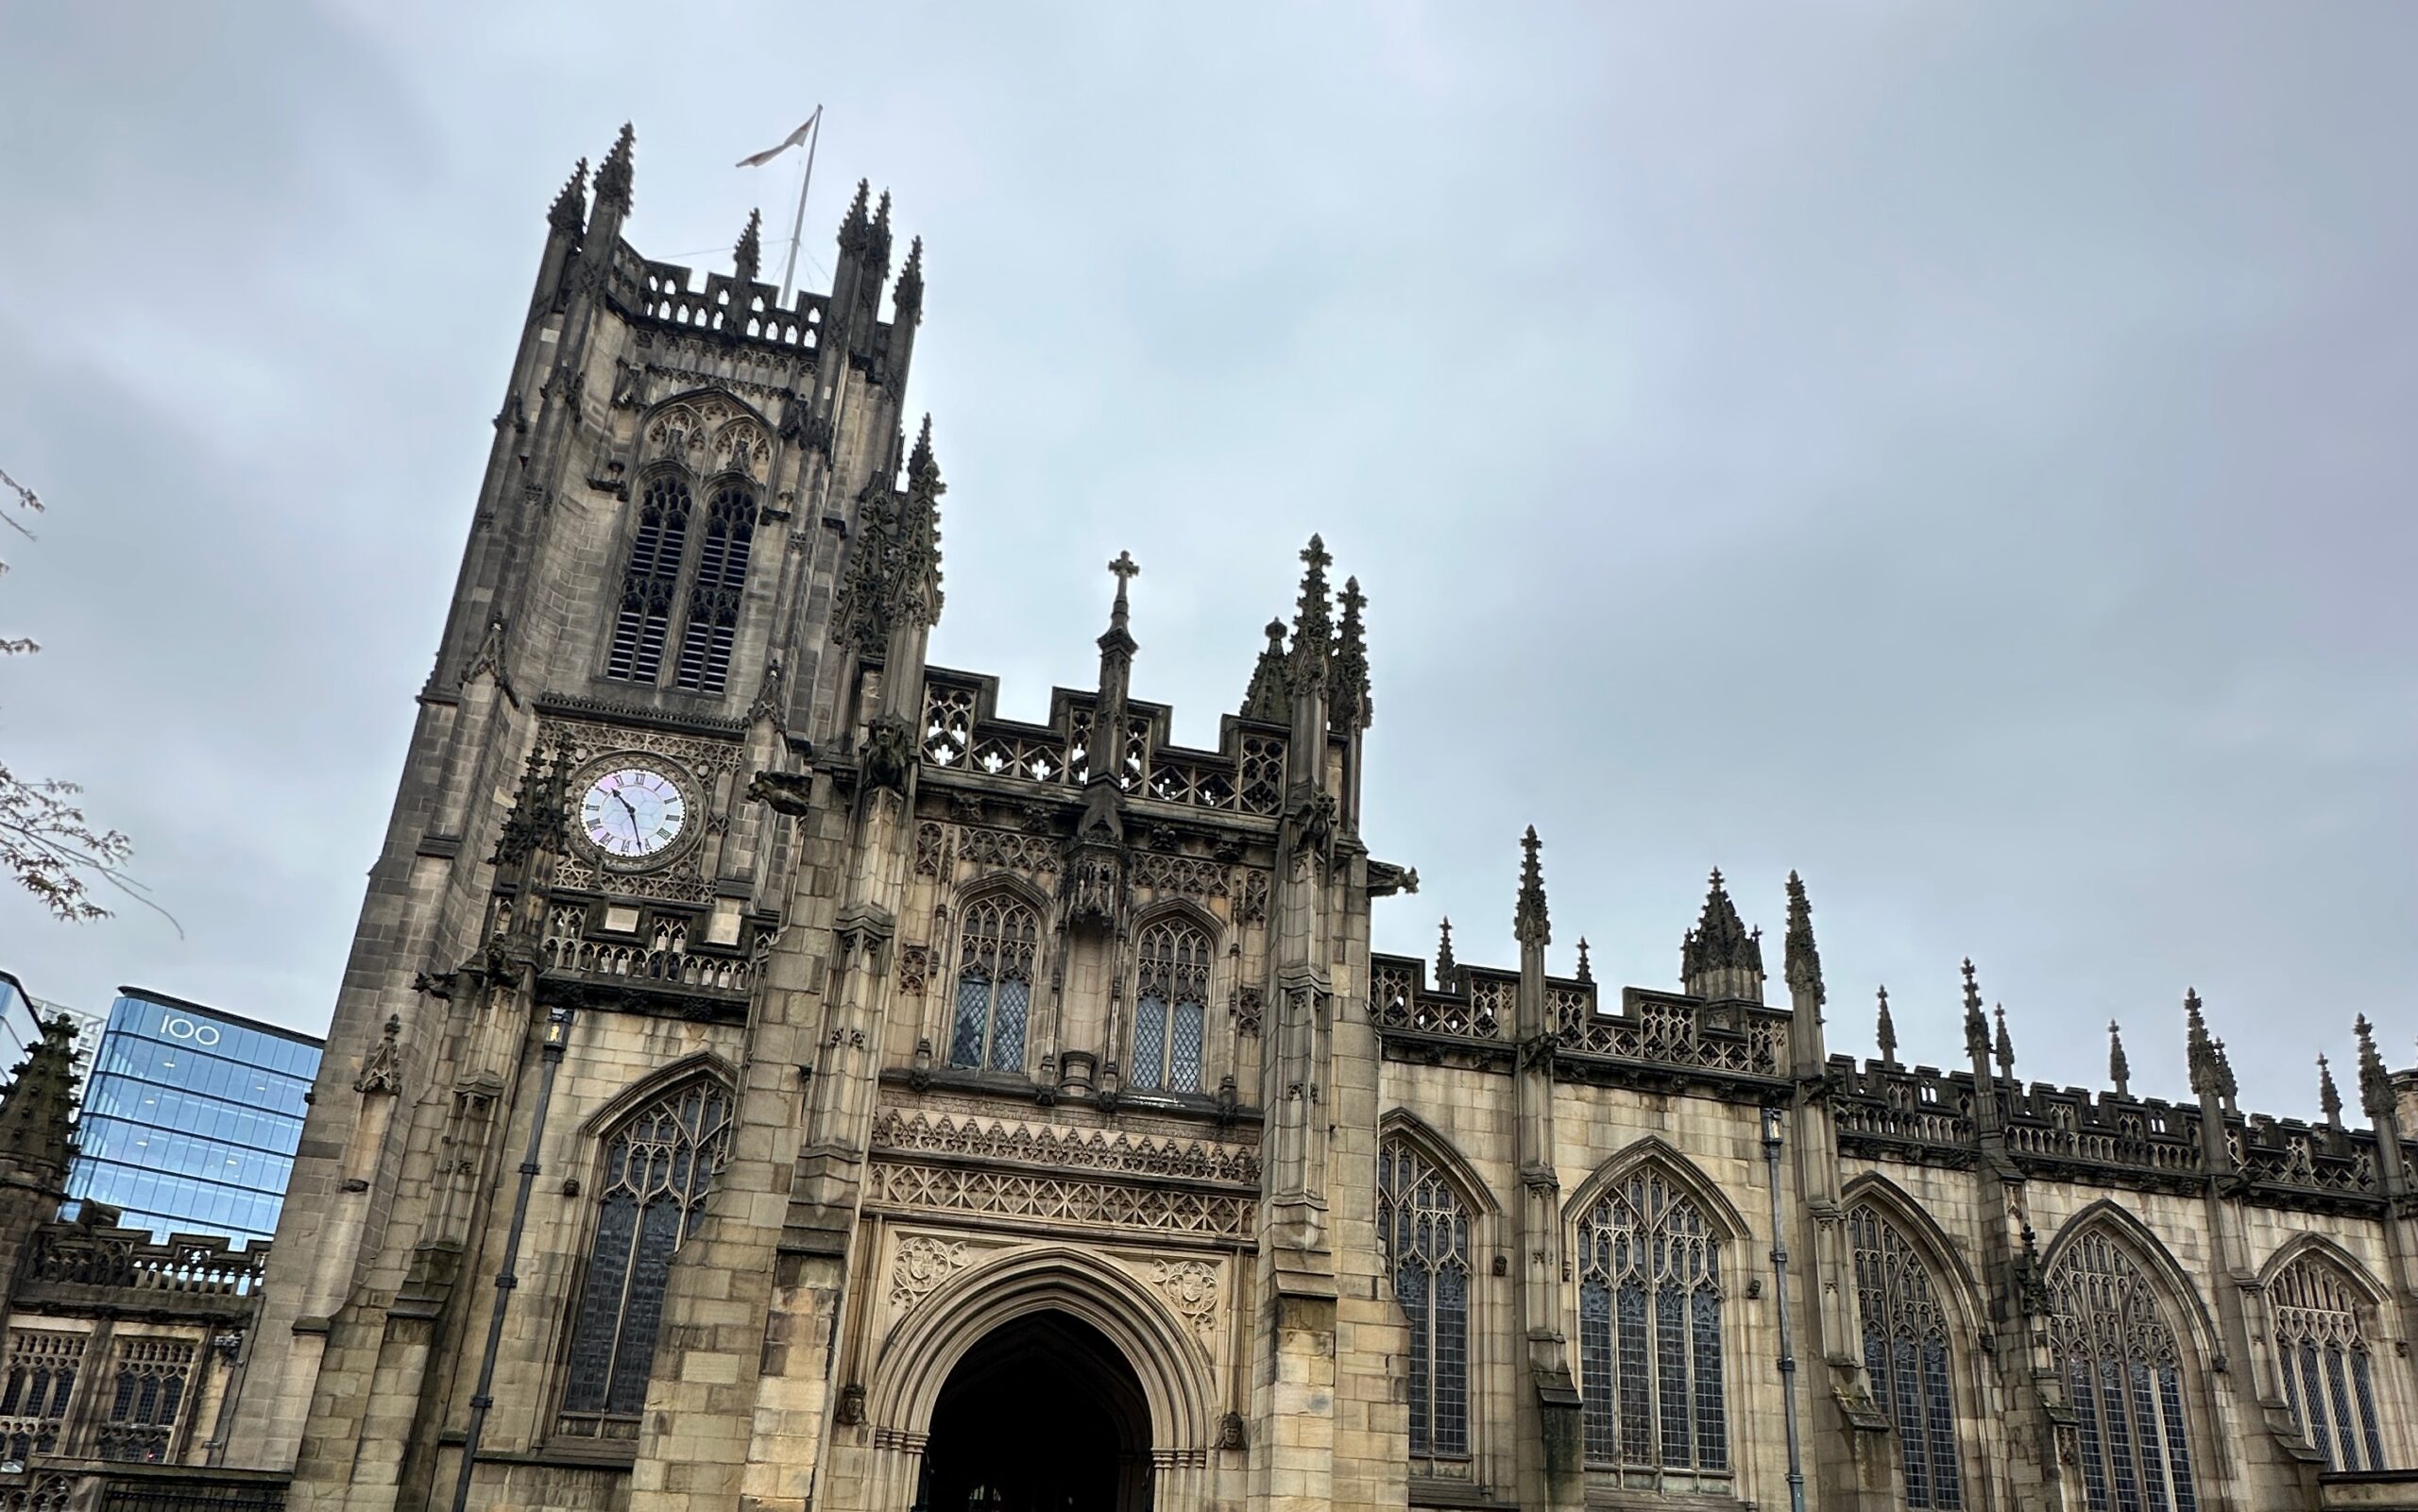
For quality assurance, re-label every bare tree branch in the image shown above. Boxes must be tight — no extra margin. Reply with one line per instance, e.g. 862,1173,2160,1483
1,465,167,928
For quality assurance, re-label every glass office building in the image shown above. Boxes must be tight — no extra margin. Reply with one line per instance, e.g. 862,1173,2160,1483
64,988,323,1245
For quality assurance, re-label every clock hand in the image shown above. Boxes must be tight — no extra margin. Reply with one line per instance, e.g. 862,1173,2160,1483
614,792,644,845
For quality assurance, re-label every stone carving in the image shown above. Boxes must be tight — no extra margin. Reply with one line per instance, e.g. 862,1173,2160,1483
897,944,928,995
353,1015,403,1096
1151,1259,1220,1336
869,1110,1260,1185
869,1161,1254,1240
888,1234,967,1309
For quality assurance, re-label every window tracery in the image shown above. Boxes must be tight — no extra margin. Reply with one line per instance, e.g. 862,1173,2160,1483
947,895,1038,1074
2047,1230,2200,1512
605,475,692,684
2271,1255,2388,1471
558,1079,733,1440
1130,920,1210,1094
1576,1164,1728,1477
1379,1137,1473,1462
672,483,757,694
1848,1201,1964,1508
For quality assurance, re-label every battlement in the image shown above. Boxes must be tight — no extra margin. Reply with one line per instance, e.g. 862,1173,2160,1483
1824,1053,2392,1206
16,1222,269,1316
603,238,833,352
918,666,1291,820
1368,951,1794,1082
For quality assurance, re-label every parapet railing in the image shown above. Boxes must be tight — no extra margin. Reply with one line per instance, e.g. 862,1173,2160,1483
1369,956,1790,1080
18,1230,267,1300
604,241,826,352
919,671,1287,819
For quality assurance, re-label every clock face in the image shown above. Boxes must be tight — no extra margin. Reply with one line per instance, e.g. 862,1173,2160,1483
578,765,689,859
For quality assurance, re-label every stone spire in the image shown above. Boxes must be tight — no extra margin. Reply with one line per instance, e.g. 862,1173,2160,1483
1329,576,1371,732
1094,551,1141,739
733,208,763,287
1240,620,1290,723
1575,938,1592,985
1782,870,1824,1009
547,158,588,233
1514,827,1551,948
1680,869,1763,1002
2184,990,2221,1096
1436,918,1456,983
1961,960,1989,1070
593,123,636,213
2318,1054,2343,1129
832,416,945,654
2357,1014,2393,1120
1876,986,1899,1067
897,416,945,627
1286,535,1334,692
839,179,873,253
2108,1020,2130,1097
1993,1005,2017,1081
894,235,926,323
0,1013,79,1183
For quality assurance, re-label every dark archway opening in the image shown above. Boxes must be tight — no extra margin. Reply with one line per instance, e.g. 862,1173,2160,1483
919,1310,1152,1512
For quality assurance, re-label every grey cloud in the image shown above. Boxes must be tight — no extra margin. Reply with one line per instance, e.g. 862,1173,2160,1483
0,2,2409,1119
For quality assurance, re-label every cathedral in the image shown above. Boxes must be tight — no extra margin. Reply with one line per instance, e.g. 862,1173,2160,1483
6,126,2410,1512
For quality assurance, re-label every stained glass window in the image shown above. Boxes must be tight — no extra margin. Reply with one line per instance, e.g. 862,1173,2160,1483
2271,1255,2390,1472
1576,1164,1727,1476
605,475,692,684
673,484,757,694
2048,1230,2200,1512
1379,1137,1473,1460
1130,921,1210,1093
947,895,1039,1074
1848,1201,1965,1507
96,1337,192,1464
559,1079,733,1440
0,1331,82,1461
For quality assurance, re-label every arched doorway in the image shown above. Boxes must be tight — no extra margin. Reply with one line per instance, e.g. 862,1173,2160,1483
918,1310,1152,1512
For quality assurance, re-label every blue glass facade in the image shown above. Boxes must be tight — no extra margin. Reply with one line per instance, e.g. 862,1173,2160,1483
64,988,323,1245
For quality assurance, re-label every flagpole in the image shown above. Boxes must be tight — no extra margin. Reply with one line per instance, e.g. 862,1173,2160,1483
778,105,823,305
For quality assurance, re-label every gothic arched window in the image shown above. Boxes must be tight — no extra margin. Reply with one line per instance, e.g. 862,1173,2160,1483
672,483,757,694
2271,1255,2388,1471
2048,1230,2201,1512
948,895,1038,1074
1130,920,1210,1093
1576,1164,1728,1476
1379,1137,1473,1461
1848,1201,1965,1508
558,1079,733,1440
605,475,693,684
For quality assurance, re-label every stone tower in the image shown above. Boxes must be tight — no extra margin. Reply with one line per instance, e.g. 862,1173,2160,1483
227,126,945,1508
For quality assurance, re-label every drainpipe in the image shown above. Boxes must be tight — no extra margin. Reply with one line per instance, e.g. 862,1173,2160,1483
1762,1104,1807,1512
450,1005,571,1512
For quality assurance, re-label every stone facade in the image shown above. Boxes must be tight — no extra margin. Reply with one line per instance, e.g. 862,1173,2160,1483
162,128,2418,1512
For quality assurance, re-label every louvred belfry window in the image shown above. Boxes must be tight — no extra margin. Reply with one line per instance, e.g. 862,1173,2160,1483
1379,1138,1473,1462
1848,1202,1966,1508
558,1079,733,1441
605,476,692,683
673,484,757,694
2048,1231,2201,1512
1130,921,1210,1094
2271,1256,2389,1472
948,895,1038,1074
1577,1165,1728,1479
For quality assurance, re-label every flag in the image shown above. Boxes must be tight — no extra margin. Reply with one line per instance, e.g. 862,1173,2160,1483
738,117,817,169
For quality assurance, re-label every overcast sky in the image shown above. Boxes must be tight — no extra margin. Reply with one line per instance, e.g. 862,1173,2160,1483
2,3,2410,1120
